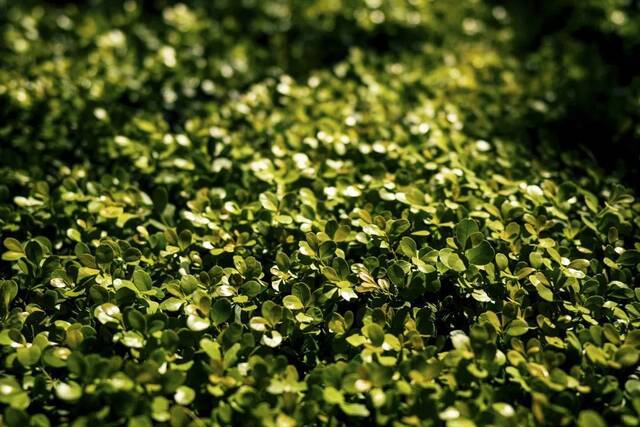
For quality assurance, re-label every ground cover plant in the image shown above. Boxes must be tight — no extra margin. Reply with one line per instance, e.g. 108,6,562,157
1,1,640,426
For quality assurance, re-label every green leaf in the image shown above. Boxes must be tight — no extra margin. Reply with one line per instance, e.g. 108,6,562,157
133,270,152,291
211,299,232,325
95,245,113,265
398,236,417,258
615,345,639,367
283,295,303,310
187,315,210,331
262,301,283,325
442,251,466,272
323,387,344,405
24,241,43,263
174,386,195,405
240,280,263,297
386,262,405,287
364,323,385,347
505,319,529,337
180,275,199,294
1,280,19,313
152,187,169,214
67,228,82,242
261,330,283,347
275,252,290,270
346,334,367,347
618,250,640,266
100,206,124,219
55,381,82,401
3,238,23,253
249,316,269,331
94,303,121,324
495,253,509,270
340,402,370,417
1,250,24,262
129,416,154,427
126,309,146,331
16,346,41,367
334,225,351,242
455,218,479,249
583,343,606,365
465,240,495,265
178,230,192,250
577,410,606,427
534,283,554,302
259,192,279,211
0,377,29,410
120,331,145,348
387,219,410,236
123,248,142,263
319,240,336,260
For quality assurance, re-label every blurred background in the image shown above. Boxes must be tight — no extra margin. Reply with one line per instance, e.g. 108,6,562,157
1,0,639,185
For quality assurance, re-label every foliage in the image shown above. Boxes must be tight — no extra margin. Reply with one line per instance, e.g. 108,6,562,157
499,0,640,183
0,1,639,426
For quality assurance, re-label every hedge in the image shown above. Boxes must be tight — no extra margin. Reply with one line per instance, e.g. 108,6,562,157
1,1,639,426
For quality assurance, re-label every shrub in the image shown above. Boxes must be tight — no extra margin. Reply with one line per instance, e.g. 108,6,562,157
0,1,639,426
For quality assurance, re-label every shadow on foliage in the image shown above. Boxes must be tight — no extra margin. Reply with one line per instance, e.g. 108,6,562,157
500,0,640,187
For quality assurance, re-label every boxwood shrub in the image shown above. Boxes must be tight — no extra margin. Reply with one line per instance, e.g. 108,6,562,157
0,1,639,426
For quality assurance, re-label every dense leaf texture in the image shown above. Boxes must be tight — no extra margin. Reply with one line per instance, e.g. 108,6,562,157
0,1,639,426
